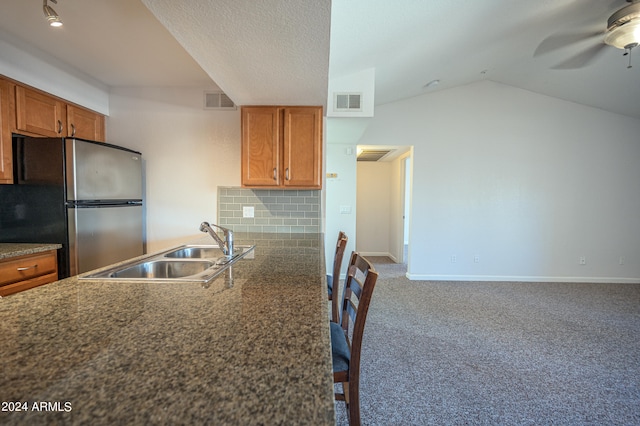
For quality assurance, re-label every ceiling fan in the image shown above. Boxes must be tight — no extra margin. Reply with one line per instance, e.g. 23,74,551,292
534,0,640,69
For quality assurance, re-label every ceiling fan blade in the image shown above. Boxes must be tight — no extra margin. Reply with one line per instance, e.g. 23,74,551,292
534,31,603,57
551,43,609,69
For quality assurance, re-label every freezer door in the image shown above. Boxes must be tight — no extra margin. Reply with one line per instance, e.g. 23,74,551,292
68,204,144,276
66,138,143,201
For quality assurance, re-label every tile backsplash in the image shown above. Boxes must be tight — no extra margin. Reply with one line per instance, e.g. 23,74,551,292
217,187,320,233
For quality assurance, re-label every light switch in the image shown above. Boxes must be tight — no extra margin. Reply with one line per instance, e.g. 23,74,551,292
243,206,255,218
340,205,352,214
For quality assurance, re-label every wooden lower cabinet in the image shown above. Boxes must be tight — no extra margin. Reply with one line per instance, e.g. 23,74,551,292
0,250,58,297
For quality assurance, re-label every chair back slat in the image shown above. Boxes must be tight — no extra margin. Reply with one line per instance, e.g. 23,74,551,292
338,252,378,360
330,232,349,323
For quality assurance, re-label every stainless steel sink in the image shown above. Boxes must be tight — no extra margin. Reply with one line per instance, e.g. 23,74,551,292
107,259,216,279
81,243,255,283
163,244,253,264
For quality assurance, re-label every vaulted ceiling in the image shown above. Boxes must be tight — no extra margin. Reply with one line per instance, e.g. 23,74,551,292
0,0,638,118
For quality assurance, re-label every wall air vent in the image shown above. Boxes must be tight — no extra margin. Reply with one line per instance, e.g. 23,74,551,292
334,92,362,112
357,149,393,162
204,91,236,110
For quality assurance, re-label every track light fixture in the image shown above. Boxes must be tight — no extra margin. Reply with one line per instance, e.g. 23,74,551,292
43,0,62,27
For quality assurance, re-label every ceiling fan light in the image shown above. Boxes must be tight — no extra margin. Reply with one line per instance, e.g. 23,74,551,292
605,20,640,49
604,2,640,49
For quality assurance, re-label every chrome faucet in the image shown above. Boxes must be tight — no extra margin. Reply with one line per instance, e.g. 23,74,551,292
199,222,234,256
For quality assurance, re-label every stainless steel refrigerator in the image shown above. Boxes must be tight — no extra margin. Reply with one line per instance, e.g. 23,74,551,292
0,135,144,278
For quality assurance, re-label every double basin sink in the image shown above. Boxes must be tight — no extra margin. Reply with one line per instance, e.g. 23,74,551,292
81,244,255,283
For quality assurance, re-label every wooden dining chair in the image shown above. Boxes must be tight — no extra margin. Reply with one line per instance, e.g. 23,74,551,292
327,231,348,323
331,251,378,426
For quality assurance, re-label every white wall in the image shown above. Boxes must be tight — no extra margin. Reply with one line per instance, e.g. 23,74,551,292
0,29,109,115
324,144,357,279
328,80,640,283
356,161,391,255
108,87,241,252
324,118,372,279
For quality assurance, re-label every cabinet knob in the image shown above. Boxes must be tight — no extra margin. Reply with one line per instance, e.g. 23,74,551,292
70,123,76,137
285,168,290,180
273,168,277,181
57,120,63,134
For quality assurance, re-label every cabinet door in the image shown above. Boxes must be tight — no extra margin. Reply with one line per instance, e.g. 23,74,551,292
282,106,322,188
15,85,66,137
241,106,280,186
0,78,12,183
67,104,105,142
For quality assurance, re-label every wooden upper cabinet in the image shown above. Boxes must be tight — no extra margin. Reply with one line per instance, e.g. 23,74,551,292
282,107,322,188
0,78,12,183
15,85,66,137
67,104,105,142
241,106,322,189
241,106,280,186
14,84,105,142
0,77,107,184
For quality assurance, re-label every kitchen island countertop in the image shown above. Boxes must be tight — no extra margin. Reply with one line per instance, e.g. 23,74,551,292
0,233,334,425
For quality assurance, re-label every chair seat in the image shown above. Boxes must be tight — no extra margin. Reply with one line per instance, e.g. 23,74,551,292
330,321,350,373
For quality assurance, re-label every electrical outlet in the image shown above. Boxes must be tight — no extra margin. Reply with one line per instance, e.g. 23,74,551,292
451,255,457,263
579,256,586,265
474,255,480,263
242,206,255,218
619,256,625,265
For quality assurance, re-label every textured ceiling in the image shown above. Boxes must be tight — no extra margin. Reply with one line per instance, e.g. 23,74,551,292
0,0,638,118
140,0,331,106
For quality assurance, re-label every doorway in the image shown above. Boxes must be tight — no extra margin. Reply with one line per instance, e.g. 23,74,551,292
355,146,412,265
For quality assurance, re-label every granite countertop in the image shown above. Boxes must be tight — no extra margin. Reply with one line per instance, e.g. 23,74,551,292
0,243,62,260
0,233,335,425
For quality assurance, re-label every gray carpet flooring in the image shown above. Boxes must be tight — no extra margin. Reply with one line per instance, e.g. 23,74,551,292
333,257,640,425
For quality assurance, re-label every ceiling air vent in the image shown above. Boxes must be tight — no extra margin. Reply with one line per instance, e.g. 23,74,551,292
357,149,392,162
204,91,236,110
334,92,362,112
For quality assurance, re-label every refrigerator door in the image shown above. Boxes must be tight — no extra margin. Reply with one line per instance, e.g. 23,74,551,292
68,204,144,275
66,138,143,202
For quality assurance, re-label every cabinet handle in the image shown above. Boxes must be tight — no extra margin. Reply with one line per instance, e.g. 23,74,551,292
285,168,290,180
71,123,76,137
17,264,38,271
57,120,63,134
273,168,277,181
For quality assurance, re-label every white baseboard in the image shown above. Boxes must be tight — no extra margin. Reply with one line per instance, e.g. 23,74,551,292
359,251,391,257
359,251,401,263
406,273,640,284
